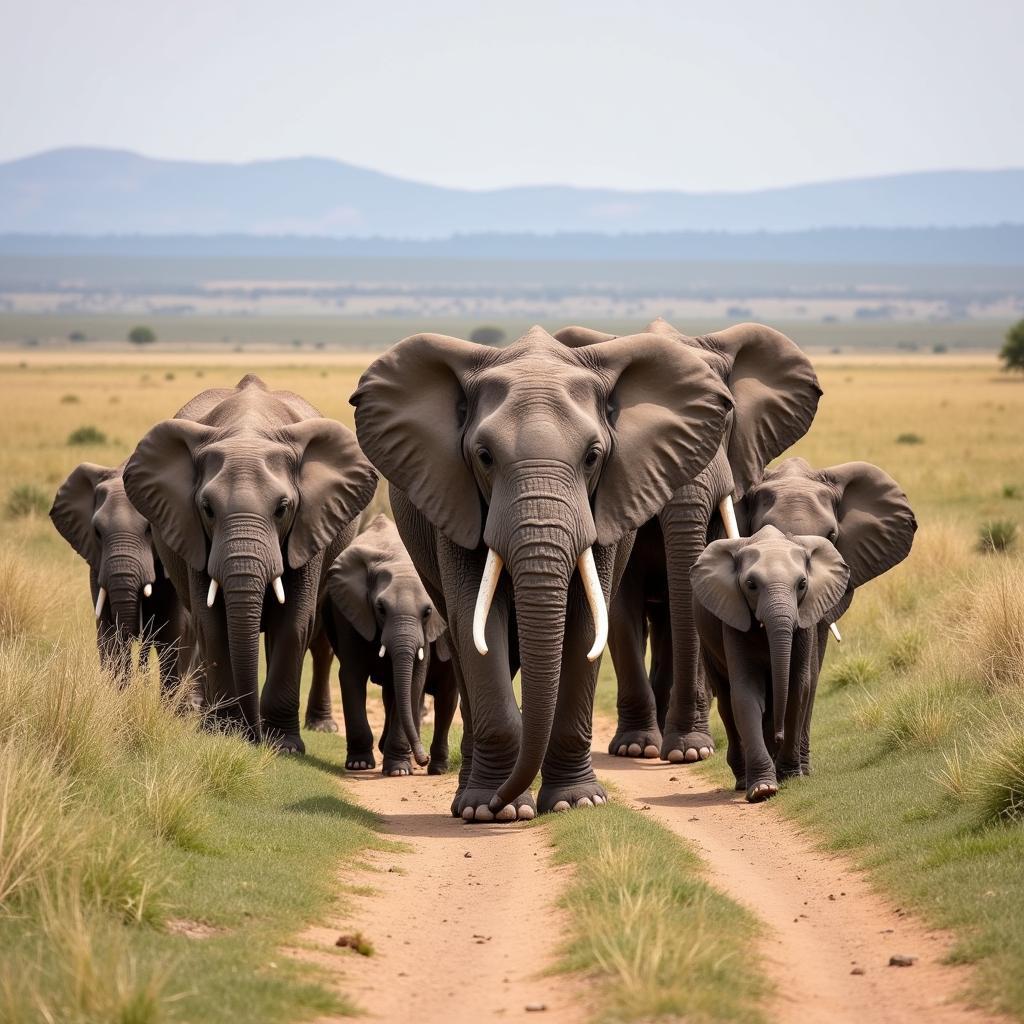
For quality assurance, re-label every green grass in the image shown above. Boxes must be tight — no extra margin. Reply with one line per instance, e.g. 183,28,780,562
547,802,768,1024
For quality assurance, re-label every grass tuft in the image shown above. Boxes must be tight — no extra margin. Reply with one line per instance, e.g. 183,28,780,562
5,484,50,519
978,520,1017,554
967,724,1024,824
825,654,879,689
67,425,108,445
0,550,50,641
895,432,925,444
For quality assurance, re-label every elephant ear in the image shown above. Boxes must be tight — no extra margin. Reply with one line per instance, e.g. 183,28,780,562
580,333,734,546
423,606,447,645
553,325,618,348
433,632,451,662
690,537,751,631
827,462,917,588
326,547,376,641
702,324,822,498
123,420,217,571
795,535,851,628
351,334,495,550
50,463,113,565
280,419,379,570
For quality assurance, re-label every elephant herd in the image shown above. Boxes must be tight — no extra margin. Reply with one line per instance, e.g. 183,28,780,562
50,320,915,821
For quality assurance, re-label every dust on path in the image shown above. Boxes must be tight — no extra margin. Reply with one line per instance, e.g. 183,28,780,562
592,718,1006,1024
293,765,587,1024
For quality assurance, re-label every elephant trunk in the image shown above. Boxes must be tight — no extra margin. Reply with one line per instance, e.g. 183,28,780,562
387,617,429,766
212,514,282,742
762,588,796,749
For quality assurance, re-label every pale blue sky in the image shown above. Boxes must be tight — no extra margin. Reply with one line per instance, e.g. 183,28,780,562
2,0,1021,191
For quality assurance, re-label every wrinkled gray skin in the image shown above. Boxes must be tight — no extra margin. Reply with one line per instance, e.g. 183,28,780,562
352,326,732,821
50,462,191,690
736,457,917,771
555,319,821,764
323,514,456,776
692,526,850,801
123,375,377,751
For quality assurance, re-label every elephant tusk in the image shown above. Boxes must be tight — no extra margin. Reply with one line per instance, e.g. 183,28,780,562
829,622,842,643
719,494,740,540
379,644,386,658
206,578,219,608
578,547,608,662
94,587,107,620
272,576,285,605
143,583,152,598
418,647,424,661
473,548,504,656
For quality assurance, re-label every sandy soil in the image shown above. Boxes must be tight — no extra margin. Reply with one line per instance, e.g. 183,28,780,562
293,764,587,1024
591,718,1007,1024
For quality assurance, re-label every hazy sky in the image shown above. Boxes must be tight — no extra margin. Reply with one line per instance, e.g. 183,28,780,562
2,0,1022,191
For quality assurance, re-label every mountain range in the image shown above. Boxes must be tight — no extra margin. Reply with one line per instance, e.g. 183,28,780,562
2,148,1022,238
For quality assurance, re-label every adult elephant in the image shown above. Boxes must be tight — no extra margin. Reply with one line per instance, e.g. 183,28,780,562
737,457,917,772
123,375,377,751
554,319,821,764
50,461,190,691
351,326,732,820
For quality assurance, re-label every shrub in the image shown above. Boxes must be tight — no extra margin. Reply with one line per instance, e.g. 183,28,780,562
164,372,175,381
67,330,87,343
127,326,156,346
5,484,49,519
977,520,1017,554
469,325,506,346
60,393,80,404
67,425,107,446
896,432,924,445
1003,485,1020,500
1000,319,1024,373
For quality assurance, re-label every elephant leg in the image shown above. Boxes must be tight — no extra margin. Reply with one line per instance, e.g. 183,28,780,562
607,560,661,759
338,647,375,771
648,601,673,732
724,631,777,802
428,661,458,775
447,651,475,815
380,682,413,776
304,626,338,732
659,487,717,764
777,628,813,781
705,657,744,790
538,551,615,814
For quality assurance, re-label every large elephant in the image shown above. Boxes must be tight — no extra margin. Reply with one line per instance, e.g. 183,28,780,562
736,456,917,770
351,326,732,820
50,462,190,691
323,513,456,776
123,375,377,751
554,319,821,764
692,526,850,800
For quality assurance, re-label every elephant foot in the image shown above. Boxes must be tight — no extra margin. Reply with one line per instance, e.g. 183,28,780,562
382,755,413,777
538,779,608,814
457,786,536,823
266,730,305,755
427,758,450,776
776,762,802,782
747,781,779,803
608,723,662,759
661,729,715,765
304,714,339,733
346,751,376,771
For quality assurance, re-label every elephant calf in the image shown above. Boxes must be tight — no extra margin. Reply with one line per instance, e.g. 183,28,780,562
322,514,457,776
50,462,191,691
692,526,849,801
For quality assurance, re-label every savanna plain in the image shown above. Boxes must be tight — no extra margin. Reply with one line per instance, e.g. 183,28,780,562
1,341,1023,1024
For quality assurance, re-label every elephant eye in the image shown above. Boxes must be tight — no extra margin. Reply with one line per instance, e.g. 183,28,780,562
827,528,838,542
745,579,757,591
376,599,386,616
274,498,290,519
422,606,432,620
584,446,601,469
200,498,214,519
477,447,494,469
798,576,808,591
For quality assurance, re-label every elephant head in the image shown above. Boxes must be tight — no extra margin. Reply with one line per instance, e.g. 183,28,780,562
352,325,733,806
123,404,376,734
740,458,917,599
327,514,446,766
555,318,822,514
691,525,849,745
50,462,157,648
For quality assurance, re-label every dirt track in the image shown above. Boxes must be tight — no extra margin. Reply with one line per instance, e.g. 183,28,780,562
296,719,1006,1024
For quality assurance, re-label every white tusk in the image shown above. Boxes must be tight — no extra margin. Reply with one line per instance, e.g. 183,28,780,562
207,578,219,608
143,583,152,598
473,549,504,656
719,494,740,540
577,547,609,662
272,576,285,605
94,587,107,620
418,647,424,661
379,644,386,658
829,622,842,643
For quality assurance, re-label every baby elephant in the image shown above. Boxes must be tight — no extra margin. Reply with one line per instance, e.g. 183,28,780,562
322,514,457,776
692,526,849,801
50,462,190,691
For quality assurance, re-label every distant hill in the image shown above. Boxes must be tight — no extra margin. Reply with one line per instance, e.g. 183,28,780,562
1,148,1023,237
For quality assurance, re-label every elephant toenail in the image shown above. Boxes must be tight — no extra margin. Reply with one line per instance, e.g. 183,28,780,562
593,794,606,805
462,806,475,821
473,805,494,822
552,800,571,813
617,745,627,756
495,804,517,821
667,750,685,763
683,749,699,762
643,745,659,758
699,746,711,759
517,805,536,820
627,743,642,756
576,797,594,808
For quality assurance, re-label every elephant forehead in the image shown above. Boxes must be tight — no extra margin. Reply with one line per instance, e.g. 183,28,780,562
94,479,147,525
740,540,805,574
200,440,295,477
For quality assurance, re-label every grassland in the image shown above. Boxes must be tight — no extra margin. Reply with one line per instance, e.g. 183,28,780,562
2,350,1023,1020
